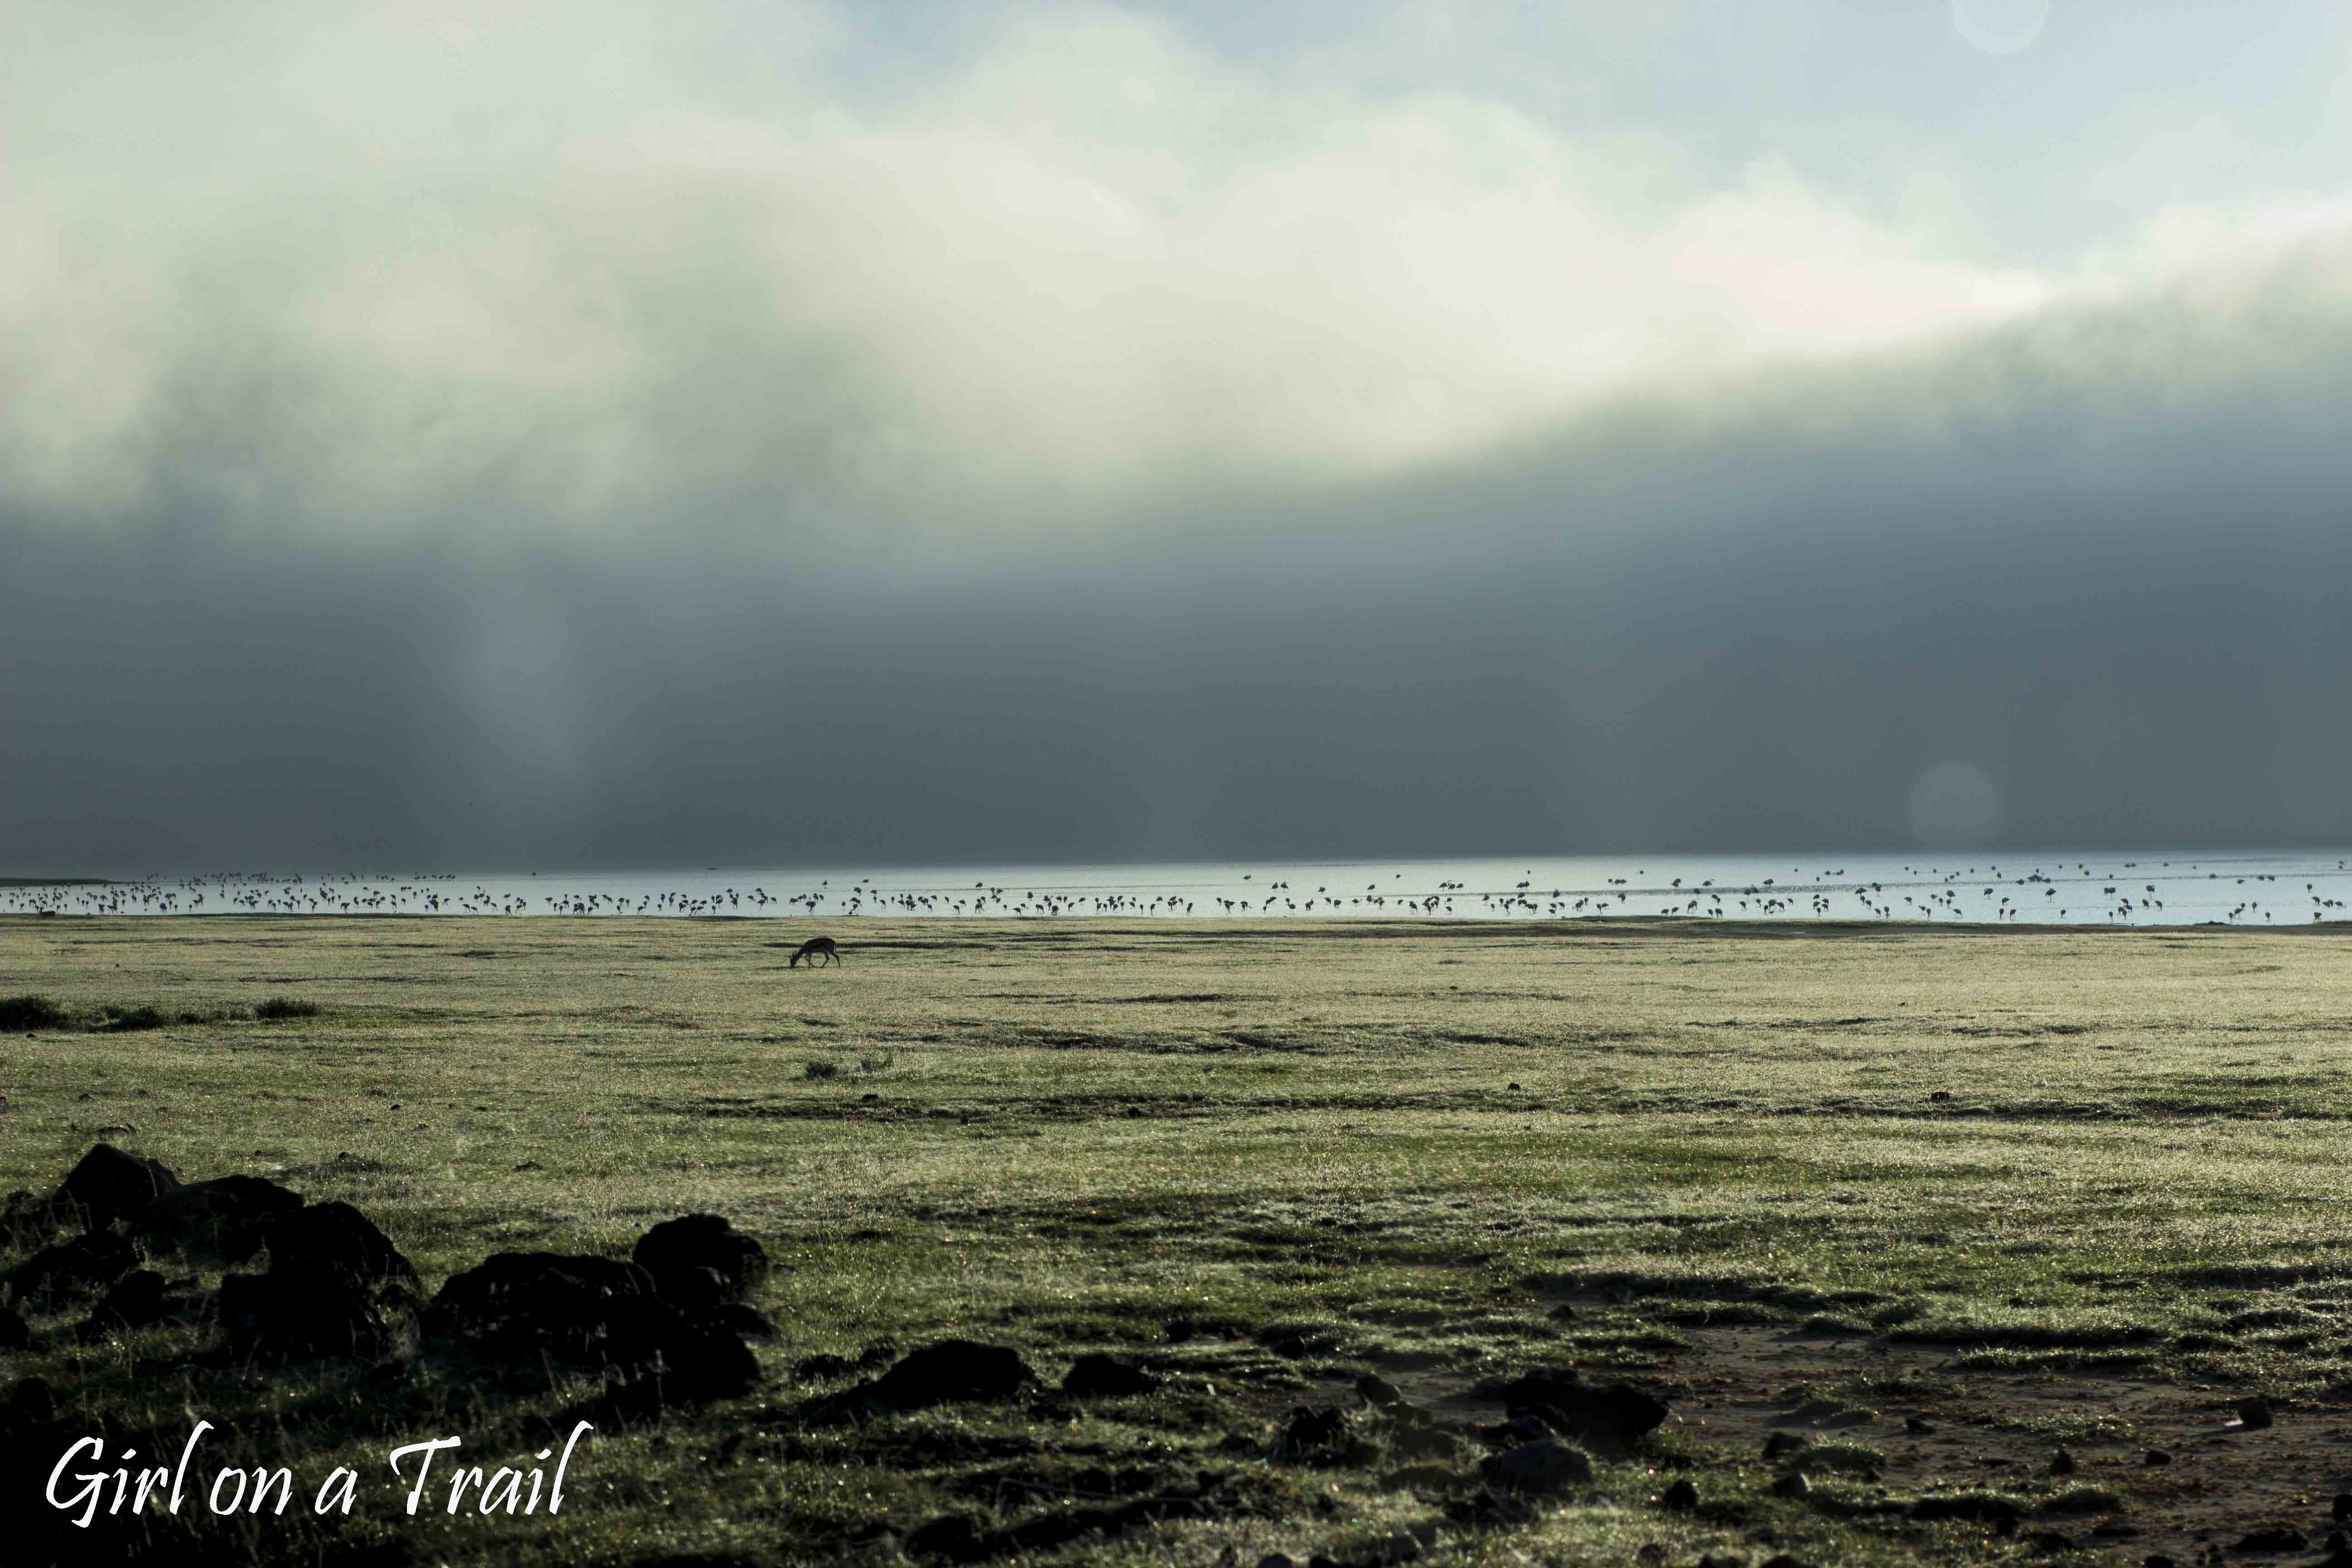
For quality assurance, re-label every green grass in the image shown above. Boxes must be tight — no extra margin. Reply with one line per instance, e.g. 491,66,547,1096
6,916,2352,1564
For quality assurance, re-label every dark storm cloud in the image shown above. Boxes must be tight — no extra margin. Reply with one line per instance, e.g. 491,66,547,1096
11,4,2352,872
10,254,2352,874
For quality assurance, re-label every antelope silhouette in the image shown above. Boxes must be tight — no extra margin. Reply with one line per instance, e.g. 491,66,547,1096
790,936,840,968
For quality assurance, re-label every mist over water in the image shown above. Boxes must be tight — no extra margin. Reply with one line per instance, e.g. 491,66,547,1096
11,847,2349,927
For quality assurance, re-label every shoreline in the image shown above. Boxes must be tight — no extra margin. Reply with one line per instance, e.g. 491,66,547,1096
5,910,2351,935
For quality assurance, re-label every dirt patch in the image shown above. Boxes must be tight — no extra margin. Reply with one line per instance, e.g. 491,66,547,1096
1656,1319,2352,1561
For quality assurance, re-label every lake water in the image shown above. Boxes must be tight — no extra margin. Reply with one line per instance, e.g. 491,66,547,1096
6,848,2351,926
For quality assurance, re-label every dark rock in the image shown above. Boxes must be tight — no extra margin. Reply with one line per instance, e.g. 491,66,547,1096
54,1144,178,1230
5,1230,137,1306
77,1269,167,1338
1905,1416,1936,1434
260,1201,414,1287
2235,1396,2274,1430
1659,1477,1698,1511
1910,1493,2022,1523
1443,1485,1538,1529
2231,1527,2303,1553
632,1214,769,1308
220,1269,400,1362
1283,1406,1341,1446
2027,1532,2073,1554
1479,1439,1593,1494
1475,1413,1554,1450
2334,1494,2352,1521
1063,1354,1161,1398
2050,1448,2075,1475
0,1376,56,1432
1493,1369,1668,1448
0,1306,26,1349
1278,1405,1374,1465
216,1198,418,1363
1257,1557,1297,1568
1763,1431,1810,1459
132,1175,303,1262
862,1339,1037,1409
426,1251,666,1367
2143,1449,2172,1466
905,1514,989,1563
1355,1373,1403,1408
1771,1471,1811,1498
605,1323,760,1412
707,1303,779,1340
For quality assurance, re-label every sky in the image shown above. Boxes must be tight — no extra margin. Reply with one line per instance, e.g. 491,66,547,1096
5,0,2352,873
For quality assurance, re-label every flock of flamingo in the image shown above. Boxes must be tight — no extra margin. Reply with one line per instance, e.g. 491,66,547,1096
4,858,2349,926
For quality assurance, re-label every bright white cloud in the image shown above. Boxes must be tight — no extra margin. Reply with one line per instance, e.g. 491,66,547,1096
0,1,2345,539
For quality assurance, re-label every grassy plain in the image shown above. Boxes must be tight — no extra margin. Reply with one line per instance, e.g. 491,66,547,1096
7,915,2352,1566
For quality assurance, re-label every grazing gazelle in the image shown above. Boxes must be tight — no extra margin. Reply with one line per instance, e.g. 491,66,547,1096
789,936,840,968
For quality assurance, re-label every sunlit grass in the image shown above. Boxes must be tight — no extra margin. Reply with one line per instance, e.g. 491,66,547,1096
6,916,2352,1563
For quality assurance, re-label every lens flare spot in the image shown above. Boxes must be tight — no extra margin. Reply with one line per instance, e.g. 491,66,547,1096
1951,0,2050,55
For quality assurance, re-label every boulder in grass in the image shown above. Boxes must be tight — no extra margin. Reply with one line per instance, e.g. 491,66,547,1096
257,1201,414,1288
5,1231,138,1308
217,1200,419,1363
0,1305,28,1350
632,1215,770,1308
1274,1405,1380,1466
77,1269,169,1339
707,1302,779,1340
220,1270,401,1363
54,1144,178,1231
428,1250,759,1402
0,1376,55,1434
600,1324,763,1418
1061,1354,1161,1399
2233,1528,2303,1553
425,1252,666,1367
1493,1370,1669,1449
861,1339,1037,1409
1909,1493,2022,1524
132,1175,304,1264
904,1514,990,1564
1480,1439,1594,1494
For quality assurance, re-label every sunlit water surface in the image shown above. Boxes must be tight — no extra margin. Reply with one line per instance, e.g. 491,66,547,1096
8,849,2352,926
